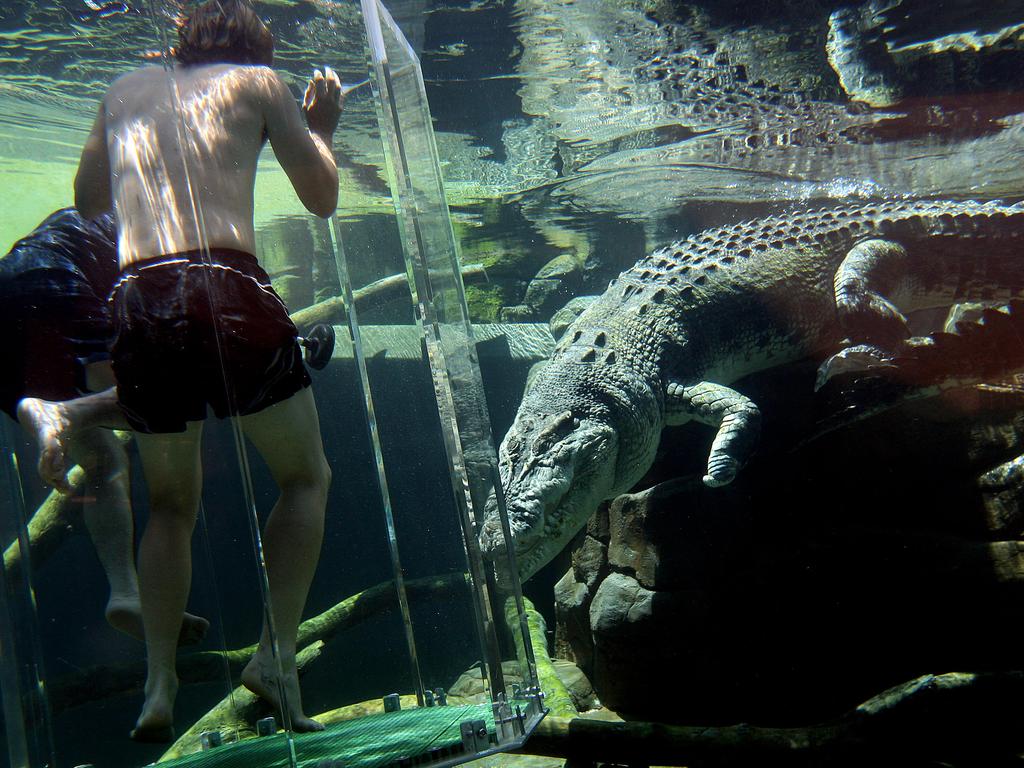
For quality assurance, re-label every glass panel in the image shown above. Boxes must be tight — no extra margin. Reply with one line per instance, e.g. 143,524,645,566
358,0,544,749
0,420,55,768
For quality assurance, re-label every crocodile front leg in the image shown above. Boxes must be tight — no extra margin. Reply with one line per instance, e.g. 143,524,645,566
819,238,916,387
666,380,761,488
833,238,914,346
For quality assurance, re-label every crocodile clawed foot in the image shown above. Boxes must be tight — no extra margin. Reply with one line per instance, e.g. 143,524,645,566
703,455,739,488
815,343,899,391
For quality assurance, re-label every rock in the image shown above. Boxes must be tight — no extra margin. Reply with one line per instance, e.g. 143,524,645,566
978,452,1024,536
605,476,753,592
552,659,600,712
552,361,1024,724
553,567,591,668
826,3,903,107
586,499,610,542
588,572,655,635
944,302,989,333
449,660,523,702
501,254,582,323
570,534,606,591
448,657,599,713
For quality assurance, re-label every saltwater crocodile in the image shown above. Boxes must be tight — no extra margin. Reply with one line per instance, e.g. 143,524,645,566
479,200,1024,580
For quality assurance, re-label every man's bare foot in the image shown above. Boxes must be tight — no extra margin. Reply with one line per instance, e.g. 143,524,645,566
242,653,324,733
130,721,174,743
131,677,176,743
105,596,210,646
16,397,72,490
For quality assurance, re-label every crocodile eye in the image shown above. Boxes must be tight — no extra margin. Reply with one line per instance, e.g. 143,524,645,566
533,410,578,451
503,433,523,460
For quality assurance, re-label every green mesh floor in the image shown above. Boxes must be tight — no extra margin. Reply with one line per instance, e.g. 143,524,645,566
160,704,496,768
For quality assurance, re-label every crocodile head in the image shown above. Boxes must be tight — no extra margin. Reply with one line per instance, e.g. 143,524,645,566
480,406,618,584
479,357,651,583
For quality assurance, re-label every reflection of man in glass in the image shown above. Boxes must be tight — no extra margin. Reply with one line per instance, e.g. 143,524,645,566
74,0,341,741
2,208,208,646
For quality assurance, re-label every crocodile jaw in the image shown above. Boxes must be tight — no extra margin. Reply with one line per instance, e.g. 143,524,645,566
481,411,617,583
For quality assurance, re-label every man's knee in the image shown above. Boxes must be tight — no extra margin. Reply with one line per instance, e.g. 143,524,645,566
279,453,331,499
143,461,202,517
146,478,202,521
306,453,333,494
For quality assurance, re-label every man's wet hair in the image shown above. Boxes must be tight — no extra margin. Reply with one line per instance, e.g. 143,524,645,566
175,0,274,67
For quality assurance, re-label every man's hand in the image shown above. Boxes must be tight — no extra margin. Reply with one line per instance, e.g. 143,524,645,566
303,66,343,138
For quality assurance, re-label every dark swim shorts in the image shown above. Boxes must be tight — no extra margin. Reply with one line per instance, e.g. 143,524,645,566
0,270,112,420
0,208,118,421
109,248,311,433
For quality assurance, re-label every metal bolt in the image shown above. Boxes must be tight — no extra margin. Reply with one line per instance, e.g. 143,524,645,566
200,730,223,750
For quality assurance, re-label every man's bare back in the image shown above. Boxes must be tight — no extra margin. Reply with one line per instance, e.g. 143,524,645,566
76,63,340,267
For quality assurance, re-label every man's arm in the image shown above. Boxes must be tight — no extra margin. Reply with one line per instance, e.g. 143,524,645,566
74,100,113,219
260,68,341,219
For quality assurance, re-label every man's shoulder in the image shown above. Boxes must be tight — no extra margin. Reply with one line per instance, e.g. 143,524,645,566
104,65,165,96
192,62,278,80
232,64,285,90
190,64,286,101
113,64,166,84
109,63,278,88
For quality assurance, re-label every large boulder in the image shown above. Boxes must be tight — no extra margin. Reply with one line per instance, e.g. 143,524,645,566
553,367,1024,724
448,657,598,713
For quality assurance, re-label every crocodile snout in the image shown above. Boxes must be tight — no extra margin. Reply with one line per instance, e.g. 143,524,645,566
478,515,505,554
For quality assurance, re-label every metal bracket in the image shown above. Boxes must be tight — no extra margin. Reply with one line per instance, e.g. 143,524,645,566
491,692,522,741
199,730,223,750
459,718,491,752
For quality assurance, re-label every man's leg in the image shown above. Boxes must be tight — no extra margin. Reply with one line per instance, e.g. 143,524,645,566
239,387,330,733
67,426,210,645
18,360,130,489
130,422,204,742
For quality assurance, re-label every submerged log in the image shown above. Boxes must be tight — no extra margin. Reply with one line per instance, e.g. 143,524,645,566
290,263,488,328
518,672,1024,766
505,596,577,719
3,465,87,580
3,430,130,579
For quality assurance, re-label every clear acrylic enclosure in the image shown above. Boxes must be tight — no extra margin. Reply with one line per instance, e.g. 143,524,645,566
0,1,542,767
5,0,1024,765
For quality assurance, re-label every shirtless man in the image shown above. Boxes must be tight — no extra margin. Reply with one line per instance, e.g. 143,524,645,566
74,0,339,740
3,208,208,645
